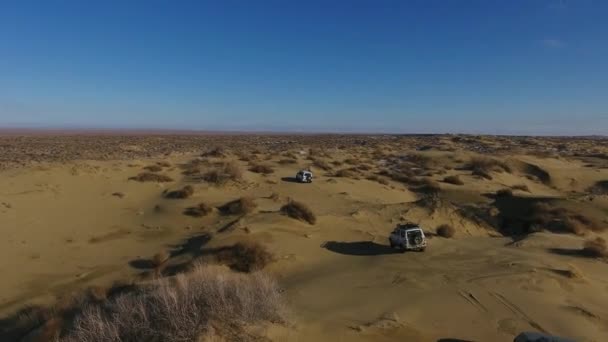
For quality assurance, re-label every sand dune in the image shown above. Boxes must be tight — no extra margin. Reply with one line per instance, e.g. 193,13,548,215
0,134,607,341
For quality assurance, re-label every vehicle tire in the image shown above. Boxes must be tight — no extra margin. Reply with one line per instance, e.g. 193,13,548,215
389,241,395,248
400,244,407,253
418,247,426,252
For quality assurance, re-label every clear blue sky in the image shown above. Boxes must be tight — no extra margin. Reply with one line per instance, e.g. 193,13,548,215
1,0,606,134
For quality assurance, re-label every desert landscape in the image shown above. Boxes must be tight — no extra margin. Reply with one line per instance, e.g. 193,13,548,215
0,132,606,341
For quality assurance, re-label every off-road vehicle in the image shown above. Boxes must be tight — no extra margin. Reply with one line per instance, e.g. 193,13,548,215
389,223,427,252
296,170,313,183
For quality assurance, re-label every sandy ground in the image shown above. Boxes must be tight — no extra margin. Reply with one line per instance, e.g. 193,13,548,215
1,136,608,341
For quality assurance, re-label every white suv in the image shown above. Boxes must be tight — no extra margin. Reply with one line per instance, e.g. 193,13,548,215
296,170,313,183
389,224,427,252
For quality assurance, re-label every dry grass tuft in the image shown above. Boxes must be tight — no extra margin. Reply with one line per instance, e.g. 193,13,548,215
496,188,514,197
581,237,607,258
334,168,355,178
278,158,297,165
588,180,608,195
312,158,332,171
61,265,285,342
201,146,227,157
443,175,464,185
143,165,162,172
184,202,214,217
436,224,455,238
511,184,530,192
466,157,511,180
164,185,195,199
202,161,242,185
248,163,274,174
156,161,171,167
366,174,389,185
218,197,257,216
280,200,316,225
129,172,173,183
215,241,274,272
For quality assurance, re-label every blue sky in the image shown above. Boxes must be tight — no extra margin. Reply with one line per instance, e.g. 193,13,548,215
0,0,606,134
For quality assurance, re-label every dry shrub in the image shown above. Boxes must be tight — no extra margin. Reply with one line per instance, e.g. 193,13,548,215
164,185,194,199
443,175,464,185
472,168,493,180
111,192,125,198
202,146,226,157
436,224,455,238
61,265,285,342
215,242,274,272
334,168,354,177
143,165,162,172
466,157,512,175
218,197,257,215
588,180,608,195
581,237,607,258
366,174,389,185
312,158,332,171
156,161,171,167
184,202,214,217
248,163,274,174
129,172,173,183
152,251,170,268
525,202,603,235
511,184,530,192
202,161,242,185
278,158,297,165
280,200,316,225
496,188,513,197
268,192,280,201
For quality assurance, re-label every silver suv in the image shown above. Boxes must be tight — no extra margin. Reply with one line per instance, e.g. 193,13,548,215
389,224,427,252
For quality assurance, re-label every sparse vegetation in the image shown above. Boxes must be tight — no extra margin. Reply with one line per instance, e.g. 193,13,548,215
588,180,608,195
312,158,332,171
443,175,464,185
143,165,162,172
496,188,513,197
511,184,530,192
581,237,607,258
466,157,511,179
202,161,242,185
60,265,285,342
436,224,455,238
129,172,173,183
164,185,195,199
278,158,297,165
334,168,355,177
280,200,316,224
215,241,274,272
218,197,257,215
201,146,226,157
184,202,214,217
248,163,274,174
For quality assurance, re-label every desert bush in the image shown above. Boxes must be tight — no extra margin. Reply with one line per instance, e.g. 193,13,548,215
215,241,274,272
588,180,608,195
164,185,195,199
248,163,274,174
143,165,162,172
443,175,464,185
278,158,297,165
218,197,257,215
366,174,389,185
152,251,170,268
184,202,214,217
436,224,455,238
280,200,316,224
129,172,173,183
61,265,285,342
472,168,493,180
268,192,280,201
523,202,603,235
465,157,512,175
581,237,607,258
312,158,332,171
202,161,242,185
496,188,513,197
201,146,226,157
511,184,530,192
156,161,171,167
334,168,354,178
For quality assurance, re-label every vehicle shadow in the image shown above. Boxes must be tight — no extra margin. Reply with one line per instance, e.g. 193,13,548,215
281,177,300,183
322,241,400,256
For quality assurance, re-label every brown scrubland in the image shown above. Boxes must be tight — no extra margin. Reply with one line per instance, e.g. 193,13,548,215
0,133,607,341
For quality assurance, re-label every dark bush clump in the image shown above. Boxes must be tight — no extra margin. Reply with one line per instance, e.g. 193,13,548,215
443,175,464,185
129,172,173,183
249,163,274,174
184,202,214,217
165,185,195,199
218,197,257,215
280,200,316,225
202,161,242,185
581,237,607,258
215,241,274,272
436,224,455,238
143,165,163,172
